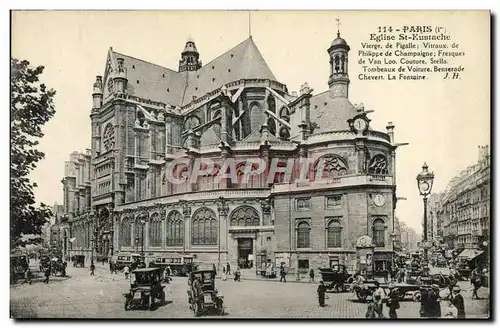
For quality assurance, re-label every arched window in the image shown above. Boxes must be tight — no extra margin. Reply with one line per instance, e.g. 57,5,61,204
149,213,162,247
191,208,217,245
198,164,220,191
327,219,342,248
368,154,389,175
279,107,290,123
184,115,201,131
134,216,147,247
273,160,288,184
373,218,386,247
229,206,260,226
297,221,311,248
279,127,290,141
267,95,276,113
313,154,348,179
235,163,260,188
103,123,114,152
166,211,184,246
120,217,132,247
268,118,276,135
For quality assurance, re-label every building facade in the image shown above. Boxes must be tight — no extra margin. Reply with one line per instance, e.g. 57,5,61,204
66,32,404,272
437,146,490,253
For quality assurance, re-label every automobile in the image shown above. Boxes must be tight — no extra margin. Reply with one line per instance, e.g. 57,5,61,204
124,267,166,311
351,280,421,302
115,252,142,271
317,264,352,292
10,253,29,279
187,270,224,316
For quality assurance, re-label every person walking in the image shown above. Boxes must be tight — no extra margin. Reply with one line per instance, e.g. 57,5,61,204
317,281,327,307
43,266,51,284
471,270,482,299
221,267,227,281
90,261,95,276
23,268,33,285
372,281,385,318
309,269,315,283
279,264,287,283
450,285,465,318
123,265,130,280
234,267,241,282
387,283,400,319
421,284,441,318
226,262,231,275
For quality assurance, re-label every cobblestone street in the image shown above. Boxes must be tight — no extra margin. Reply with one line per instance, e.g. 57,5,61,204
10,262,490,319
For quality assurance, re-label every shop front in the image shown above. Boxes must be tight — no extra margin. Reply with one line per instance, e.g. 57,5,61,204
373,252,393,277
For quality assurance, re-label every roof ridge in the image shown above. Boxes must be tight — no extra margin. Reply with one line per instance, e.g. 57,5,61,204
112,50,179,74
199,37,252,70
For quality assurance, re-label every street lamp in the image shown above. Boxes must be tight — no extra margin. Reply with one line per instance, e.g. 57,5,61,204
416,162,435,262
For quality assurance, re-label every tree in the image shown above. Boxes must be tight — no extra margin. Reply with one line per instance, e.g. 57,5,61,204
11,58,56,248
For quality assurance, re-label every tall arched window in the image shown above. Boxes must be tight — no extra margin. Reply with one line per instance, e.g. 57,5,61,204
120,217,132,247
273,160,288,184
229,206,260,226
296,221,311,248
191,208,217,245
279,107,290,123
327,219,342,248
373,218,386,247
368,154,389,175
166,211,184,246
268,118,277,135
267,95,276,113
149,213,162,247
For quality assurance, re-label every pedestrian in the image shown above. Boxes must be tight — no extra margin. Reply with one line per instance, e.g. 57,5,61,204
423,284,441,318
309,268,315,283
226,262,231,275
279,264,286,283
387,283,400,319
471,270,482,299
372,281,385,318
62,261,67,277
109,261,114,274
221,268,227,281
234,267,241,282
450,285,465,318
222,266,226,274
212,263,217,276
123,265,130,280
317,280,327,307
90,261,95,276
23,268,33,285
44,267,51,284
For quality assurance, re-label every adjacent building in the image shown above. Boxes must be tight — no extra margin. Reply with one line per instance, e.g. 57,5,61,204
65,31,406,272
437,145,490,256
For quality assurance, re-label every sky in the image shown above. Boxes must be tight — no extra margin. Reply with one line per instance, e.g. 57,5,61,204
11,10,490,234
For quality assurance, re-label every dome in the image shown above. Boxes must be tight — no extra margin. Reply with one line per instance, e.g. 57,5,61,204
331,32,348,47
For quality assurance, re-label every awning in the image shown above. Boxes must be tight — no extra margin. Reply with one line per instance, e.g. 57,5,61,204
458,249,484,260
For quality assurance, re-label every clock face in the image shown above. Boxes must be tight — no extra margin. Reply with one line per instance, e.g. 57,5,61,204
373,194,385,207
419,181,430,193
354,118,367,132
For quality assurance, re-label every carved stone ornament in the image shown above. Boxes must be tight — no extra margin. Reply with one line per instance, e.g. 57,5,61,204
260,199,271,215
368,154,389,175
182,203,192,217
356,235,373,248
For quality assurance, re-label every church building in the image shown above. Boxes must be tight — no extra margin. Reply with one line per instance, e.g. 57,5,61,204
67,30,402,274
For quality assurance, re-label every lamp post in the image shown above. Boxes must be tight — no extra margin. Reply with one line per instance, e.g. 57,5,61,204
416,162,435,262
139,219,146,259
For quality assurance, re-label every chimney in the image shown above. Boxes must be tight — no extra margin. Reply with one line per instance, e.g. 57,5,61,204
386,121,395,143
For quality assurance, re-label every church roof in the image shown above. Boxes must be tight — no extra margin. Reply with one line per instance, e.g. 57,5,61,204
108,37,276,108
112,51,186,106
309,91,358,133
182,37,276,104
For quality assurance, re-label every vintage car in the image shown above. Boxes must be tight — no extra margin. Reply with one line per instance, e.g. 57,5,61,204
187,270,224,316
124,267,166,311
317,264,352,292
351,280,421,302
10,253,29,279
115,252,142,271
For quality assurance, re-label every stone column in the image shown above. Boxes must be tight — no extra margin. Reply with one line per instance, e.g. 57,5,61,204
181,201,191,251
217,198,229,269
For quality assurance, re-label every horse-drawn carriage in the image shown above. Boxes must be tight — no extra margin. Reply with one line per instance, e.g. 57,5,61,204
124,268,166,311
187,270,225,316
317,265,353,293
351,280,422,302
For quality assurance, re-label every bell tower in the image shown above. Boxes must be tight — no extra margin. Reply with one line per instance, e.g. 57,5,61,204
327,28,350,99
178,37,202,73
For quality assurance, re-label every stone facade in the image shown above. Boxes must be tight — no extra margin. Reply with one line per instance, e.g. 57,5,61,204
66,32,403,273
437,146,490,252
